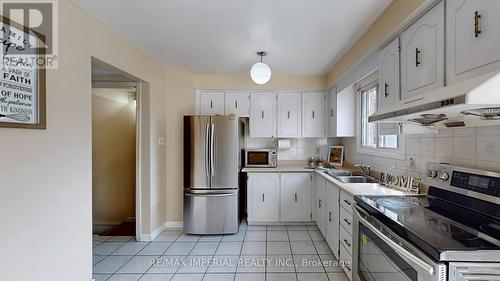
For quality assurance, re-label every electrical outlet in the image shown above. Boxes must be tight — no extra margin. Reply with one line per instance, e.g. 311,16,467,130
158,137,165,146
406,156,416,169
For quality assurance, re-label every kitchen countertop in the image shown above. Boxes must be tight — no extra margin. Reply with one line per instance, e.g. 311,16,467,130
241,166,314,172
314,169,415,196
241,165,416,196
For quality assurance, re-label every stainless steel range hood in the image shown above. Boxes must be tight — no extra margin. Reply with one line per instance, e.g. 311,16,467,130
369,70,500,129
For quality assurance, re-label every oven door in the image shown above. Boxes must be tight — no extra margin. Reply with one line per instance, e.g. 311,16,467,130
352,205,446,281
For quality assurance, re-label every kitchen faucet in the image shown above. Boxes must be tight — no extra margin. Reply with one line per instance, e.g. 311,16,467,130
354,163,371,177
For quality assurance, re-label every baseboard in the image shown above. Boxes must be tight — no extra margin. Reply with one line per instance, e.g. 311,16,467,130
165,220,183,229
140,220,183,241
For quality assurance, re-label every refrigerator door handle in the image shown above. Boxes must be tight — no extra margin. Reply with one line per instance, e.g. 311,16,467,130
205,123,210,177
210,123,215,177
185,192,235,197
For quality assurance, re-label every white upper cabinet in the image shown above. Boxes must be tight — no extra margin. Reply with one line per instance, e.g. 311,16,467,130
302,91,326,137
378,37,400,111
446,0,500,84
225,92,250,117
280,173,311,222
336,87,355,137
327,87,337,137
200,91,225,115
277,92,302,138
250,92,277,138
401,1,444,101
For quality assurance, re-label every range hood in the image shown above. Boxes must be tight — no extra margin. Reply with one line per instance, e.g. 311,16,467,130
369,70,500,129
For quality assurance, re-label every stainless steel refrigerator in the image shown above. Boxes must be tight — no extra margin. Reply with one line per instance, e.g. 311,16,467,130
183,115,243,234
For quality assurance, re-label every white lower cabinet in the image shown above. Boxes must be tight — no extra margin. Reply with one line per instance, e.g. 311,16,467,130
340,244,353,280
325,181,340,259
247,173,279,223
280,173,311,222
247,172,312,223
316,176,327,235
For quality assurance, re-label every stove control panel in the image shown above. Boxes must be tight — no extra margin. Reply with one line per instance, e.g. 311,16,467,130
424,163,500,199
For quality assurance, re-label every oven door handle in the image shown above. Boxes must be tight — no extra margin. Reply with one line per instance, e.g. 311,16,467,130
353,207,435,276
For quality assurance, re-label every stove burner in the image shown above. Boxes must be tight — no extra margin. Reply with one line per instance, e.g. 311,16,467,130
480,224,500,237
375,198,417,209
450,225,480,241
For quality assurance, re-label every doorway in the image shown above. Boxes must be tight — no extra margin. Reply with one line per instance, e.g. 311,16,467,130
90,59,144,240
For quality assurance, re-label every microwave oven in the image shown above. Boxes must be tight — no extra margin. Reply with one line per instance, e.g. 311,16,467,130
245,149,277,168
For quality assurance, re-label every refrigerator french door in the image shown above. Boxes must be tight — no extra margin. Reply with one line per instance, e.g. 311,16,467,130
183,115,241,234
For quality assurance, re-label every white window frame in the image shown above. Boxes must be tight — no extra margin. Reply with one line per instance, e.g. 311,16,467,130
356,82,405,160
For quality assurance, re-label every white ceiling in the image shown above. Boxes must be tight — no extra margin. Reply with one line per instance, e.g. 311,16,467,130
72,0,392,75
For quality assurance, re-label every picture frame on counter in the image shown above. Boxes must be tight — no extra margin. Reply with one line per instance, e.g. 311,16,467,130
328,145,344,166
0,16,46,129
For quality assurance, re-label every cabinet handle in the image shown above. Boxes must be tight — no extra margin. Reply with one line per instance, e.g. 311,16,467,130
343,239,351,247
345,264,352,272
210,100,213,108
343,199,351,206
344,218,351,226
261,111,264,119
328,211,332,222
474,11,482,38
330,109,333,117
415,48,421,67
294,193,298,202
384,83,389,98
312,111,315,119
235,100,238,109
262,193,265,202
318,199,322,208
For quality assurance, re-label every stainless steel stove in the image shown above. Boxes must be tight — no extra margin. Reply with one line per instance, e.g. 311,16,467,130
352,163,500,281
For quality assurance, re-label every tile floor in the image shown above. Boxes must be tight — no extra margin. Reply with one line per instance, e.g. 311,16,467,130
93,221,350,281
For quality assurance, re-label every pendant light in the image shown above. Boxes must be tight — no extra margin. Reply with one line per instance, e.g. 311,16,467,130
250,51,272,85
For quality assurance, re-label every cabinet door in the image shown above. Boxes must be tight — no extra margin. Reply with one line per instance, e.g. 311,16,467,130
325,181,340,260
250,92,277,138
327,87,337,137
401,1,444,100
336,87,355,137
200,91,225,115
447,0,500,84
378,38,400,111
280,173,311,222
316,177,326,235
225,92,250,117
302,91,325,137
248,173,279,222
277,92,302,138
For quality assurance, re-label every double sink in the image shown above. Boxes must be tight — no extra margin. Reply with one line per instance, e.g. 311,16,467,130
324,170,378,184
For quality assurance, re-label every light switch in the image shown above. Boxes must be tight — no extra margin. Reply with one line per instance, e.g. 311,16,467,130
158,137,165,146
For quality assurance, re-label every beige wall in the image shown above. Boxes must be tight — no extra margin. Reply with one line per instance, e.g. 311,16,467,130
92,89,136,225
194,73,326,90
0,0,167,280
326,0,424,86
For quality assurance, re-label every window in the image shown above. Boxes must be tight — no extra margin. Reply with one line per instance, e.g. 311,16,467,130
360,84,398,149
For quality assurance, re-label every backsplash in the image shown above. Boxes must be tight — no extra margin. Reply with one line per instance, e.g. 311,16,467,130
247,138,337,161
343,126,500,177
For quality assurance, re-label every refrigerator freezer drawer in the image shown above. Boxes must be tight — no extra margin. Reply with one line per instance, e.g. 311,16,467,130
183,190,239,234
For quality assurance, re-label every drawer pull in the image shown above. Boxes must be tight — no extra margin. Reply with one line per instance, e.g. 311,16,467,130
262,193,265,202
384,83,389,98
318,199,322,208
474,11,482,38
328,211,332,222
343,218,351,226
294,193,298,202
235,100,238,109
210,100,213,108
343,199,352,206
343,239,351,247
287,111,290,119
261,111,264,119
415,48,421,67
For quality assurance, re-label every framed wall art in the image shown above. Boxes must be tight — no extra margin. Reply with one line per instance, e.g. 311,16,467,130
0,15,46,129
328,145,344,167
